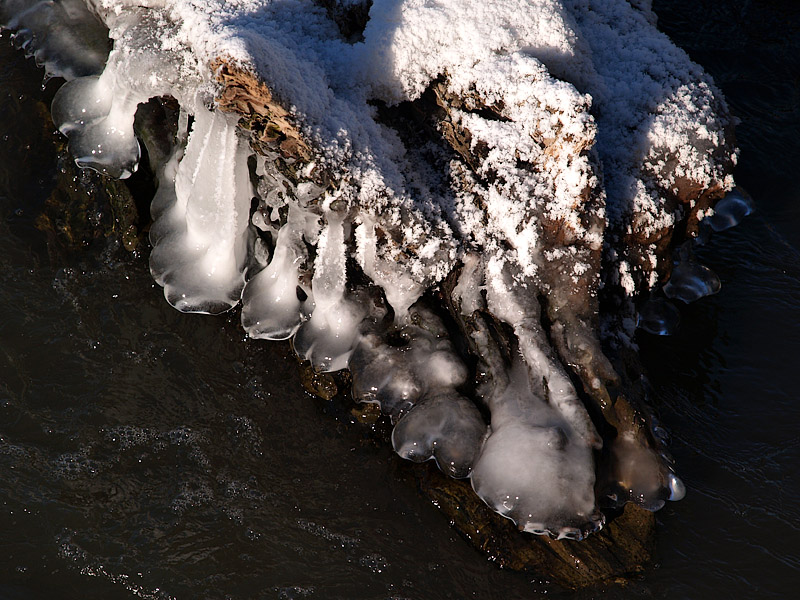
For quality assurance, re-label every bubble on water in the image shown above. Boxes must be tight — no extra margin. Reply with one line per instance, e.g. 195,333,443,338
171,478,214,513
296,519,359,550
105,425,154,449
275,586,315,599
165,426,198,446
359,553,389,574
53,450,99,479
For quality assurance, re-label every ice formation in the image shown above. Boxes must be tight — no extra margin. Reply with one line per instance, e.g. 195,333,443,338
2,0,746,540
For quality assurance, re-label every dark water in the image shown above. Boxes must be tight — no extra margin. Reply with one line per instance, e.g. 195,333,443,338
1,2,799,598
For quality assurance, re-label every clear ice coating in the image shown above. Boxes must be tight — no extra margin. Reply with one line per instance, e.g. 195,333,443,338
391,390,486,479
705,186,754,232
637,297,681,335
1,0,109,80
663,261,722,304
1,0,741,539
241,203,310,339
52,74,141,178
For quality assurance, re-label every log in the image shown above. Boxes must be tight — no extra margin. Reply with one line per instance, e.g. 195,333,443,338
3,0,741,589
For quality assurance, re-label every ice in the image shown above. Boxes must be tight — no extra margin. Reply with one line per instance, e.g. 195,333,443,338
461,266,603,538
637,296,681,335
484,264,603,451
1,0,110,80
663,261,722,304
599,430,682,511
241,205,309,340
470,359,602,539
149,101,254,314
293,214,364,372
667,471,686,501
51,73,140,178
350,332,424,421
48,6,201,178
705,187,754,232
391,390,486,479
349,303,487,477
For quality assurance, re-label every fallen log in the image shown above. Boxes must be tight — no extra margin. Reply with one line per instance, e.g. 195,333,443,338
2,0,743,589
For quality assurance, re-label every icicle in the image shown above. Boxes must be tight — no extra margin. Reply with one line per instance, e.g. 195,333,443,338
241,204,310,340
293,213,364,372
149,102,253,314
3,0,110,81
51,71,141,178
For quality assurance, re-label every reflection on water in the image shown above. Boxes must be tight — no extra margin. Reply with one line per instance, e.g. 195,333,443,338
1,2,799,598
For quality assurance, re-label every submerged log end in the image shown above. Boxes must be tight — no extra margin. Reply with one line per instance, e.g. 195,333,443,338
410,459,655,589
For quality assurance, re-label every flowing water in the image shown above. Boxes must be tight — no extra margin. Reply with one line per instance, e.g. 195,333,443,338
1,1,799,598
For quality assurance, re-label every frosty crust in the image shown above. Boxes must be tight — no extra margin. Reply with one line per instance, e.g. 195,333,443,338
2,0,736,544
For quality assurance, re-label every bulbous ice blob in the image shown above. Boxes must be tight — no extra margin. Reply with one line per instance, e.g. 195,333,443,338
293,214,364,372
350,303,473,425
663,261,721,303
51,73,140,178
51,76,111,131
706,187,754,232
599,431,678,511
3,0,110,80
392,390,486,478
349,334,423,420
293,298,364,372
667,471,686,501
470,360,602,539
67,102,141,178
241,206,310,340
149,103,253,314
637,296,680,335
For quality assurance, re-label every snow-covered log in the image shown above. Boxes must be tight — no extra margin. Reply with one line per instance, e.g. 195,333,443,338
1,0,746,587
